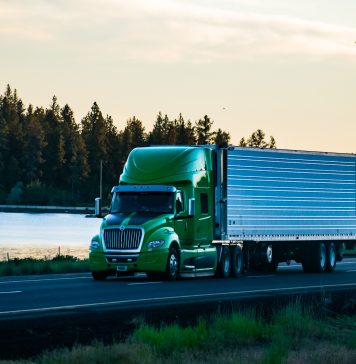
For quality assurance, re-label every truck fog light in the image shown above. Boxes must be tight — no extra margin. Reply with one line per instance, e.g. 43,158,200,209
147,240,165,249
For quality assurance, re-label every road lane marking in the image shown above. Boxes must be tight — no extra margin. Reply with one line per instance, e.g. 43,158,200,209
127,282,162,286
0,277,91,285
1,282,356,315
347,270,356,272
0,291,22,295
247,275,275,278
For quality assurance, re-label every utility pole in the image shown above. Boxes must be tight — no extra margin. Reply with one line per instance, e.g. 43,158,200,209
100,159,103,200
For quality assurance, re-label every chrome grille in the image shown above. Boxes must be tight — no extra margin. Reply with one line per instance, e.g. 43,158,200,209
103,228,142,250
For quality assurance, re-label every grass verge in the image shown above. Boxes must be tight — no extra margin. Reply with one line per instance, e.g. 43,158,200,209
1,302,355,364
0,255,90,276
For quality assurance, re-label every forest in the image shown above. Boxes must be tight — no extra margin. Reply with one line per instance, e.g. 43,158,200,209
0,85,275,206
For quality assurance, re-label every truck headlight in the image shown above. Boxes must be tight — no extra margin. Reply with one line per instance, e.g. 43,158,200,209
147,240,165,249
90,240,100,249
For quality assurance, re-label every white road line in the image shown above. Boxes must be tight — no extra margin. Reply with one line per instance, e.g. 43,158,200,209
1,282,356,315
347,270,356,272
127,282,162,286
0,276,91,285
0,291,22,295
247,275,275,278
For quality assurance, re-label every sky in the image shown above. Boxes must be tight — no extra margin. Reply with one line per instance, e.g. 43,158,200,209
1,0,356,153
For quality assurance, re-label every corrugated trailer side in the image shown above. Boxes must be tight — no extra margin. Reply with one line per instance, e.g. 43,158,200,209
225,147,356,272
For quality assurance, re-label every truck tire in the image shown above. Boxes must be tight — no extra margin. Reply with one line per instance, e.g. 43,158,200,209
303,242,327,273
92,271,108,280
164,247,179,280
230,245,243,277
325,242,336,272
216,246,231,278
336,242,345,261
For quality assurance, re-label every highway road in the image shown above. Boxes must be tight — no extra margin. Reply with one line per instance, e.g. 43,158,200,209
1,258,356,319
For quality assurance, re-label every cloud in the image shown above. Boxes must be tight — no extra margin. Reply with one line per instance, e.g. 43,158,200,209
0,0,355,63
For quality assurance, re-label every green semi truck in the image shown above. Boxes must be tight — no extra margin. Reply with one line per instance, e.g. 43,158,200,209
89,145,356,280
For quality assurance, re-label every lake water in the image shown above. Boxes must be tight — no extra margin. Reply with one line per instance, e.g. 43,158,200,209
0,212,102,247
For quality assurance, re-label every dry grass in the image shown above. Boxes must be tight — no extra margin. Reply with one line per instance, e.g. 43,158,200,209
286,343,356,364
0,246,88,261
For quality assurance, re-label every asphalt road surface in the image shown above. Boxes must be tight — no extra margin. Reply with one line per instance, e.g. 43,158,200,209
1,258,356,320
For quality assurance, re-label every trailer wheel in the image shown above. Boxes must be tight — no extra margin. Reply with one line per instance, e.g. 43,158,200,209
336,242,345,261
92,271,108,281
303,242,327,273
164,247,179,281
266,245,273,264
216,246,231,278
325,243,336,272
230,245,243,277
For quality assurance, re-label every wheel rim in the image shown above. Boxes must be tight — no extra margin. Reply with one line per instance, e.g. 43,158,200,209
329,244,336,267
223,253,230,273
320,243,326,269
235,251,242,273
266,245,273,264
169,253,178,277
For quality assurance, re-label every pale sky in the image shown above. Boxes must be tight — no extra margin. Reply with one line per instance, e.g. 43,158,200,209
1,0,356,153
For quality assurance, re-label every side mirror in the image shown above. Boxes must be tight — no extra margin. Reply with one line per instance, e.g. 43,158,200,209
188,198,195,217
95,197,102,217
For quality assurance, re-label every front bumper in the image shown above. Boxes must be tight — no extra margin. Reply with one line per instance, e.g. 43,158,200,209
89,249,168,274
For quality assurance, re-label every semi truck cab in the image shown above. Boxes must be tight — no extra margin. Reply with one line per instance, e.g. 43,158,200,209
89,146,219,280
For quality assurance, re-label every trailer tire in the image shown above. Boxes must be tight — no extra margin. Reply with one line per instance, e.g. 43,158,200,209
230,245,243,277
336,242,345,261
325,243,336,272
216,246,231,278
303,242,327,273
164,247,179,281
92,271,108,281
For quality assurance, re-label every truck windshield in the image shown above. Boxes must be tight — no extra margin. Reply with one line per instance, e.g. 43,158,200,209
110,192,174,214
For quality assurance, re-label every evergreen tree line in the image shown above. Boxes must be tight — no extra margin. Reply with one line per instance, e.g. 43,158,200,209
0,85,275,206
0,86,226,206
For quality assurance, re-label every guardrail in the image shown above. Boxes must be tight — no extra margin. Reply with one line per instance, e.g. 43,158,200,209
0,204,95,214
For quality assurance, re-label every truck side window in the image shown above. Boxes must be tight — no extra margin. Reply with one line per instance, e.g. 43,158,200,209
176,192,184,214
200,193,208,214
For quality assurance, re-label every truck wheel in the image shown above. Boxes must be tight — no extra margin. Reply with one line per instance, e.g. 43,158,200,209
230,245,243,277
336,242,345,261
325,243,336,272
217,246,231,278
304,242,327,273
265,245,273,264
164,247,179,280
92,271,108,281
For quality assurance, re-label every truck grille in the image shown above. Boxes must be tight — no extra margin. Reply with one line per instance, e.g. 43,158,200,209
103,228,142,250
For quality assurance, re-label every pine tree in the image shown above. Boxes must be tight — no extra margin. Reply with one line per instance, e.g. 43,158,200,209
0,85,25,190
61,104,89,202
81,102,108,199
195,115,215,144
214,128,230,147
22,105,46,184
148,112,165,145
104,115,122,196
41,96,65,187
239,129,277,148
121,116,146,158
